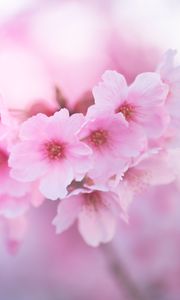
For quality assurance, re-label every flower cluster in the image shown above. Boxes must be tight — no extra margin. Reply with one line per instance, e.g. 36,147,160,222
1,50,180,247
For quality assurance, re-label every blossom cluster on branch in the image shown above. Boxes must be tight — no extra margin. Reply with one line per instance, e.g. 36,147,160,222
0,49,180,248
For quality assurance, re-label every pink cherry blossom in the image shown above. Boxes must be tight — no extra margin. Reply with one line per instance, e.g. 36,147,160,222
0,182,44,220
53,190,126,247
0,107,43,224
93,70,169,138
166,148,180,188
0,140,29,198
0,96,21,145
0,194,29,219
116,150,176,208
78,107,146,184
1,215,27,255
9,109,92,200
157,49,180,128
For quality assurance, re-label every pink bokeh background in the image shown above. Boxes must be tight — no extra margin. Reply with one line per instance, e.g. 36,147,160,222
0,1,180,299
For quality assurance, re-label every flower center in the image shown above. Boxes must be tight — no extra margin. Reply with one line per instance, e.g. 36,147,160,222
44,141,65,160
84,191,102,210
90,129,108,147
116,102,135,121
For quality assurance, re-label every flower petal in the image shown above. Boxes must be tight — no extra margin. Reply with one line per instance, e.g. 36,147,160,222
20,113,48,140
78,204,116,246
52,195,82,234
39,161,73,200
129,72,168,107
93,70,128,110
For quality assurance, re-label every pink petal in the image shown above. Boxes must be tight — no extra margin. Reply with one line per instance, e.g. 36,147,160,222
39,161,74,200
52,195,82,234
9,142,49,181
88,152,127,182
102,191,124,215
3,215,27,255
0,194,29,218
45,110,84,141
53,108,70,121
30,181,45,207
138,151,176,186
66,113,85,135
129,72,168,107
19,113,49,140
78,204,116,246
0,173,29,197
157,49,177,77
116,181,134,214
69,156,92,181
139,106,170,138
93,70,128,110
68,141,92,156
10,163,48,182
112,122,146,157
67,142,93,179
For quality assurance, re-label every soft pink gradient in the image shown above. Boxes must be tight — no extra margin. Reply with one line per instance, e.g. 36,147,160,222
0,1,179,300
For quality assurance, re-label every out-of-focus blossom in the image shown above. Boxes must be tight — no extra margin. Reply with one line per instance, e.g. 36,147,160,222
0,215,27,255
157,49,180,129
116,150,176,208
114,182,180,300
53,190,126,247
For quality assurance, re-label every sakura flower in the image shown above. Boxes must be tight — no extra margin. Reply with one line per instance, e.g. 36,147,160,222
1,215,27,255
53,190,126,247
157,49,180,128
0,96,21,146
9,109,92,200
0,141,29,197
0,140,36,226
0,101,44,237
93,70,169,138
116,150,176,208
0,194,30,219
166,148,180,187
0,181,45,220
78,108,146,184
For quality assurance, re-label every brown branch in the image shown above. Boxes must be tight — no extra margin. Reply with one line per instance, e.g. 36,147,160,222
101,243,149,300
54,86,68,109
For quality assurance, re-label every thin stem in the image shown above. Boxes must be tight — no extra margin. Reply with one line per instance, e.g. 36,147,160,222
101,243,149,300
54,86,68,109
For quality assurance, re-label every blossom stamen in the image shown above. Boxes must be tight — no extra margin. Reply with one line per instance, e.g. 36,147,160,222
84,191,102,210
90,130,108,147
44,141,65,160
116,102,135,121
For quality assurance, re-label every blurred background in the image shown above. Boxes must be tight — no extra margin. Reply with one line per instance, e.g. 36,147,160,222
0,1,180,300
